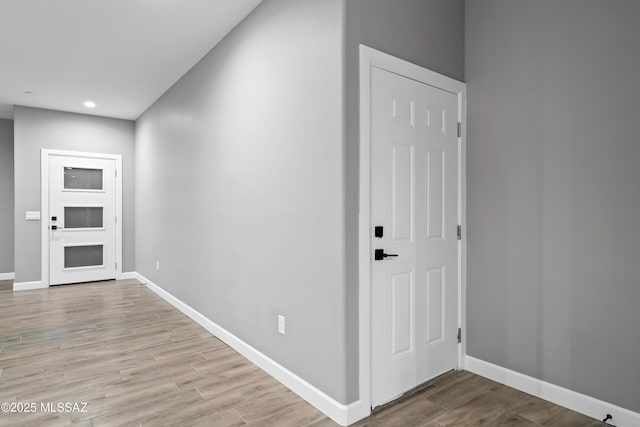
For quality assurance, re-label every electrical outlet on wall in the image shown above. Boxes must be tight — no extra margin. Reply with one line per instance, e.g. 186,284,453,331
278,315,286,335
156,260,160,271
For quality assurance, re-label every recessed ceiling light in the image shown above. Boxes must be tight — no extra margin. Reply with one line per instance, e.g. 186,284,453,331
84,100,96,108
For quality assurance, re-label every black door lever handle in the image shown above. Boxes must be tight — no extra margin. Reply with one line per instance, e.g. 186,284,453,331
375,249,399,261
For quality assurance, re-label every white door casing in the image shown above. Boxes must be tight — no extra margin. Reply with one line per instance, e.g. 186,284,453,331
356,45,466,421
41,150,123,287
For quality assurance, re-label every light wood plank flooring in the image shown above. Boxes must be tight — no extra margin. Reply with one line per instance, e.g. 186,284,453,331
0,280,12,292
0,280,603,426
337,370,604,427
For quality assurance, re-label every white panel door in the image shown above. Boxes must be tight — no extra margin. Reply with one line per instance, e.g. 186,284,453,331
371,66,459,407
49,155,117,285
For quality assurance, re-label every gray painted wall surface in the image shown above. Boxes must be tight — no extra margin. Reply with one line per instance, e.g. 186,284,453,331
0,119,14,274
344,0,465,401
135,0,348,403
14,107,135,283
466,0,640,412
345,0,464,82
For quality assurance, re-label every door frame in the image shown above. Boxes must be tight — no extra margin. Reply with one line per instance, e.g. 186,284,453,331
41,149,123,287
358,45,467,414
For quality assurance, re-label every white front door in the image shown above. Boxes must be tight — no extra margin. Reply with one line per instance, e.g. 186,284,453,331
49,154,117,285
371,66,459,407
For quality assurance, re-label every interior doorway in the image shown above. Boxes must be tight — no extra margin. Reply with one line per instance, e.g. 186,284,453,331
358,45,467,415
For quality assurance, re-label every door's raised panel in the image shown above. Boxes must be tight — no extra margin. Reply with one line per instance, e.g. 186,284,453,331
392,144,414,241
426,266,445,345
391,96,415,127
441,110,447,135
391,271,414,357
427,151,446,240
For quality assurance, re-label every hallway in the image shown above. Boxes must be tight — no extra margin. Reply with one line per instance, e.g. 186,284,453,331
0,280,603,426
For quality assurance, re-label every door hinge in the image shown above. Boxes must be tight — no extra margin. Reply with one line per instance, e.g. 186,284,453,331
115,262,118,269
457,225,462,240
457,122,462,138
115,216,117,224
115,170,118,178
457,327,462,343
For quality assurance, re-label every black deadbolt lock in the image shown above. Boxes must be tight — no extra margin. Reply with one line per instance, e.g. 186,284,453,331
51,216,57,221
374,226,383,238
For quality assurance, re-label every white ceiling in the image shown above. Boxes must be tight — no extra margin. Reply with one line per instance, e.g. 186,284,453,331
0,0,263,120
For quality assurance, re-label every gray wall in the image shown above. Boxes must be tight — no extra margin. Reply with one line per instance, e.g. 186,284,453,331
466,0,640,412
345,0,465,82
135,0,348,403
344,0,465,401
0,119,13,274
14,106,135,283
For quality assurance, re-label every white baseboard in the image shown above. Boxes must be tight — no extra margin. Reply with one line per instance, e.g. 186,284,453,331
0,272,15,281
345,400,371,425
117,271,139,280
465,355,640,426
136,273,356,426
13,280,47,291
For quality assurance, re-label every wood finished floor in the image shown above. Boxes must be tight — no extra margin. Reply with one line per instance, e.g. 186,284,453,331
0,280,603,427
0,280,12,292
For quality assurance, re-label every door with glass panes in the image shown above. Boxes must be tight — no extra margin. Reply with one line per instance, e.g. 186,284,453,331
49,154,117,285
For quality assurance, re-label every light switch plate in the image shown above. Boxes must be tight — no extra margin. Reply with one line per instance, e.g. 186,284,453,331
26,211,41,221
